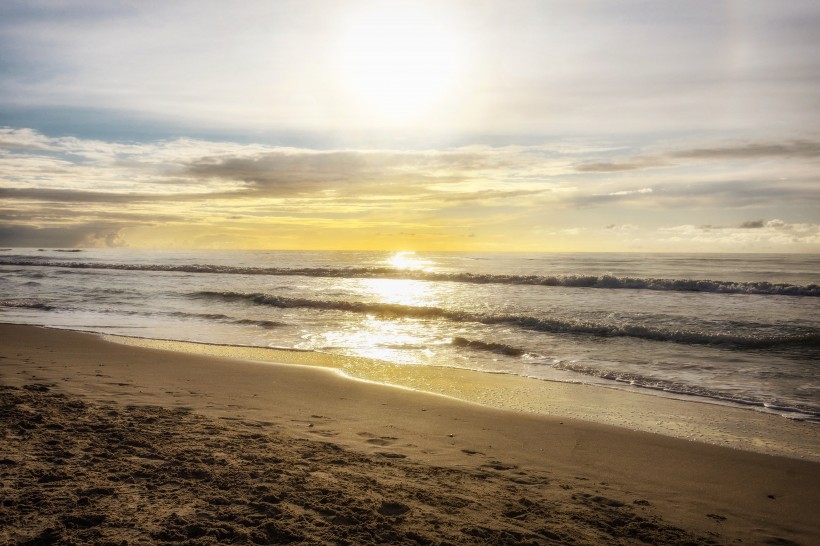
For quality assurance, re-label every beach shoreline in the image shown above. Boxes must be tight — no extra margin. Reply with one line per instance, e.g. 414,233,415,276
2,323,819,544
64,327,820,461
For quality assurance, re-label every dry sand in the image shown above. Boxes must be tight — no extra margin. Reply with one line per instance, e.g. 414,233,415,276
1,323,818,545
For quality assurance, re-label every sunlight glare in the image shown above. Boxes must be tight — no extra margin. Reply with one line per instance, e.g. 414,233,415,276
386,251,435,271
365,278,435,307
301,317,436,366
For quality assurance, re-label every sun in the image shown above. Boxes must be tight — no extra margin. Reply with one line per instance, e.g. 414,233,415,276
339,4,462,121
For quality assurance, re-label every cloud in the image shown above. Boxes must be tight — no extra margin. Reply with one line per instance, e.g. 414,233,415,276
0,130,578,222
0,128,577,248
1,127,819,251
568,187,655,207
0,223,128,248
575,159,666,173
671,140,820,160
184,151,374,195
575,138,820,174
0,186,249,204
435,188,548,203
567,176,820,209
658,220,820,249
607,188,653,197
604,224,638,231
658,180,820,208
0,127,57,151
5,128,818,214
181,146,568,200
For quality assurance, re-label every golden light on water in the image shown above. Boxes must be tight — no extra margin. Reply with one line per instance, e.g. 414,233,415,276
385,251,435,271
370,252,442,306
345,277,436,363
364,278,436,307
306,315,441,366
312,252,449,365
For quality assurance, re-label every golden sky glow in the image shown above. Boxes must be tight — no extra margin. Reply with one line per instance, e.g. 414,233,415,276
0,1,819,252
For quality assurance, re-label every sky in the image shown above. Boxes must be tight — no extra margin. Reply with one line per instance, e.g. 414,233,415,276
1,0,819,252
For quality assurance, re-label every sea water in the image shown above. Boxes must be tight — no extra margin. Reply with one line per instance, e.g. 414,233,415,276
1,248,818,421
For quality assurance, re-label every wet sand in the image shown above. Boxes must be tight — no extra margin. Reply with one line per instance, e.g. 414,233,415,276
1,323,818,545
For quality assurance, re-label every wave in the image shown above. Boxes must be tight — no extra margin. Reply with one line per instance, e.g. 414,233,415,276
550,360,820,420
0,299,284,331
0,300,56,311
2,259,818,297
233,318,284,329
192,291,820,349
451,336,526,357
163,311,285,329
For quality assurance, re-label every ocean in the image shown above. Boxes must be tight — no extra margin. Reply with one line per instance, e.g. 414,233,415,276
1,248,818,422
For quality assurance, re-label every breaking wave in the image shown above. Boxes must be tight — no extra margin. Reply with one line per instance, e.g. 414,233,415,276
191,291,820,349
158,311,285,330
2,259,818,296
0,300,57,311
451,337,526,357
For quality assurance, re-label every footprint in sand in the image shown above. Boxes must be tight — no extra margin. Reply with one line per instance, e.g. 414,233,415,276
376,452,407,459
365,437,397,446
357,432,398,447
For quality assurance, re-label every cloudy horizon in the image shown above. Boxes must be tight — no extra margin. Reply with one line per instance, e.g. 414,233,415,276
1,1,819,252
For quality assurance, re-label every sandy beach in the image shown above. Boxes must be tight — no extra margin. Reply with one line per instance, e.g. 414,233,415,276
1,323,819,545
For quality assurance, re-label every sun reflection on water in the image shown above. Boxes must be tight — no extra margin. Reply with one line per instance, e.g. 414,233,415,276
364,278,437,307
385,251,436,271
342,277,439,364
303,316,442,366
306,254,455,365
